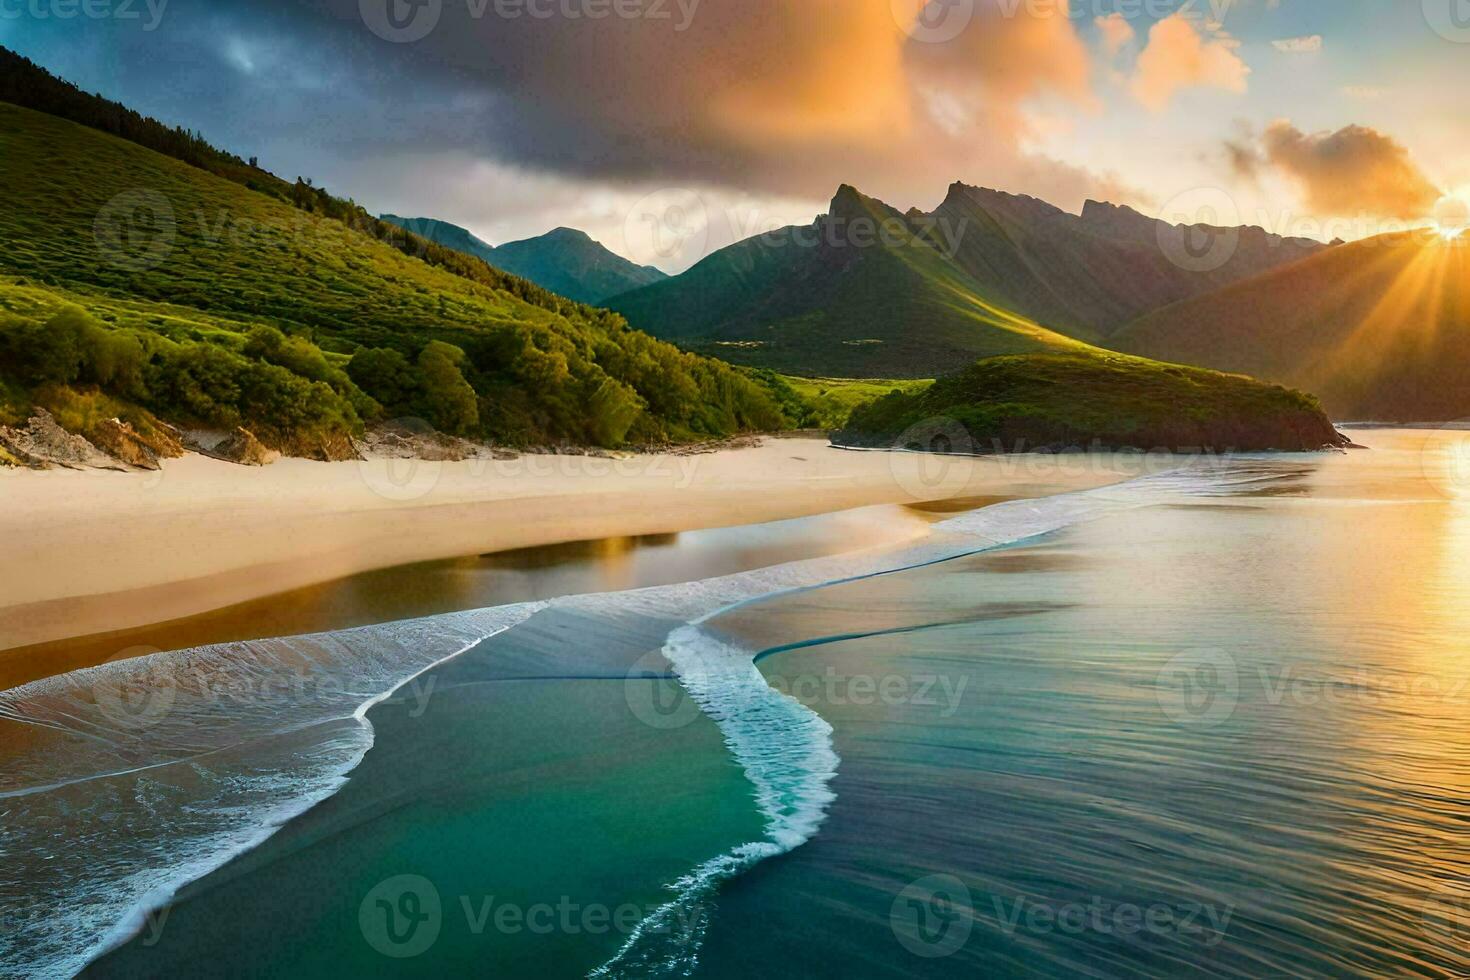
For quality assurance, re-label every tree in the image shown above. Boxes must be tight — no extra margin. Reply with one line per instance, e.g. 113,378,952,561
0,306,95,384
585,378,641,447
348,347,418,414
416,341,479,435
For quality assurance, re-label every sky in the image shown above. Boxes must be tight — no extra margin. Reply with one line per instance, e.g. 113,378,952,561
5,0,1468,271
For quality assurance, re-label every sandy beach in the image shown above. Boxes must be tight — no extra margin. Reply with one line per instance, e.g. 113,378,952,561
0,438,1136,658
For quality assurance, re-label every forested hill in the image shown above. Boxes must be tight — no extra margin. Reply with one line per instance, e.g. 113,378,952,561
0,46,631,323
380,217,667,305
0,52,789,460
836,353,1349,454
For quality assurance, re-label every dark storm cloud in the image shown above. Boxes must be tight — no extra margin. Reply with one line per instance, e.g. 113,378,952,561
7,0,1137,213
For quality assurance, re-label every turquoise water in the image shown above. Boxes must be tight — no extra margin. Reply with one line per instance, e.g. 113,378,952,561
6,432,1470,976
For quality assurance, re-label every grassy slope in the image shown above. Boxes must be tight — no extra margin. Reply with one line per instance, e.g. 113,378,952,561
607,183,1329,379
1117,233,1470,420
489,228,667,305
0,100,785,450
0,101,599,348
778,376,932,429
608,186,1093,378
378,218,666,306
934,185,1324,339
837,352,1347,453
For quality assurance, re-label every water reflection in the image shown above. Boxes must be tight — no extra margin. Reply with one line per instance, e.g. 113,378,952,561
0,503,938,691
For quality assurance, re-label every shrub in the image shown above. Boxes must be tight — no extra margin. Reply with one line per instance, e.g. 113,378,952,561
148,339,361,451
348,346,418,415
416,341,479,436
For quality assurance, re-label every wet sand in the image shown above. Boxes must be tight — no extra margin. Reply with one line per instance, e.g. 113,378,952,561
0,439,1132,673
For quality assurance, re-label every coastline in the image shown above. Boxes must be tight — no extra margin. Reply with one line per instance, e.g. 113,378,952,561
0,438,1135,658
69,455,1195,979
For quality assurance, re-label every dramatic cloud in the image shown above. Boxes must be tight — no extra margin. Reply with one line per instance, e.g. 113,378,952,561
1239,121,1443,221
270,0,1112,208
1224,137,1263,184
1130,13,1250,111
903,0,1097,134
1095,13,1135,57
1271,35,1323,53
11,0,1146,268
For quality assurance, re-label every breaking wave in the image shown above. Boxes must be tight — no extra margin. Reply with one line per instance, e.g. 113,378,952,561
0,459,1300,977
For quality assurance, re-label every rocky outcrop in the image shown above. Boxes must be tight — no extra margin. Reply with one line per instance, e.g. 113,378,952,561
0,410,187,470
88,417,184,471
0,410,120,470
354,420,517,462
210,427,278,466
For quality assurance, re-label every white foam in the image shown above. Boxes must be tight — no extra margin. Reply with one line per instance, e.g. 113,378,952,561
0,459,1297,977
591,626,841,978
0,604,545,979
585,465,1281,977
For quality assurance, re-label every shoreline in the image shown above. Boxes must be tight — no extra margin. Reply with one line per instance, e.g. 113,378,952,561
0,438,1137,663
75,456,1181,978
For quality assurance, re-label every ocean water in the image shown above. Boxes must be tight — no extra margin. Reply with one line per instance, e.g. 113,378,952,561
6,432,1470,977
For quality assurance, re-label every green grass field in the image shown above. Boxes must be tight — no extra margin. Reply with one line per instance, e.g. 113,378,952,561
777,376,932,429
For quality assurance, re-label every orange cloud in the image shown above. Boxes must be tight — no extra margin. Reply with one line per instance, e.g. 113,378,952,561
709,2,912,147
315,0,1133,215
1130,13,1250,112
1261,121,1442,221
903,0,1098,143
1096,13,1135,57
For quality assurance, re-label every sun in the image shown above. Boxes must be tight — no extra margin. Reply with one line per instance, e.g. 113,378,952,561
1432,193,1470,241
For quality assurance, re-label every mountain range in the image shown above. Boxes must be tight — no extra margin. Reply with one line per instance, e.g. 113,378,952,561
380,215,666,305
1,43,1459,440
609,184,1096,378
600,182,1328,377
595,180,1470,420
1119,230,1470,420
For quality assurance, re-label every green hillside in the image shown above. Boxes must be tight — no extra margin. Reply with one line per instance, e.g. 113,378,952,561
379,218,666,305
0,98,786,456
778,376,932,429
379,214,499,265
836,352,1348,453
935,184,1327,338
486,227,667,305
607,185,1094,378
606,182,1326,378
1118,232,1470,421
